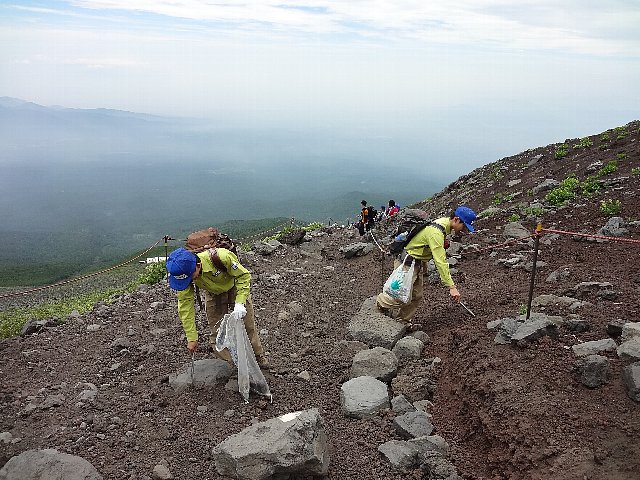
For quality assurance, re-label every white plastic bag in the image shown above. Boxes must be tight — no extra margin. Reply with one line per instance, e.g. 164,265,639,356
383,256,415,304
216,312,272,403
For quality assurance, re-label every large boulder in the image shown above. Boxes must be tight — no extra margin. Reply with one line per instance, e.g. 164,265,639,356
0,449,102,480
169,359,233,393
350,347,399,382
348,297,406,349
212,409,329,480
340,376,390,418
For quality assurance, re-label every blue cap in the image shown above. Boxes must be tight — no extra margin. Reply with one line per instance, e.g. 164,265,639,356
454,206,477,233
166,247,197,291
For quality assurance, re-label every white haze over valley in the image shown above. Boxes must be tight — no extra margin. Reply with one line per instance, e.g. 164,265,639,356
0,1,639,275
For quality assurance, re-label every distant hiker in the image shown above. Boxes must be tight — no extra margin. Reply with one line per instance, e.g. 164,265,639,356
378,205,387,222
357,200,375,236
376,206,477,329
166,247,270,370
387,200,399,217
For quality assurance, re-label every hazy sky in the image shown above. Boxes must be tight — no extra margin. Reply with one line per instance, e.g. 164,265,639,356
1,1,640,173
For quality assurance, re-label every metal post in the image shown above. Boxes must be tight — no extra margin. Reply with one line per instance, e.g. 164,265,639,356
525,224,542,320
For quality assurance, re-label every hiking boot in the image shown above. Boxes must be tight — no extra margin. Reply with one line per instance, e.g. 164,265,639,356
376,303,393,318
256,354,271,370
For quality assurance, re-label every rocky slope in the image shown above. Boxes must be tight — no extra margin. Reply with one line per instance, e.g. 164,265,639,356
1,120,639,480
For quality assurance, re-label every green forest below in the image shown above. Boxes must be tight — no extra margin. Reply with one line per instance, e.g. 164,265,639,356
0,217,289,288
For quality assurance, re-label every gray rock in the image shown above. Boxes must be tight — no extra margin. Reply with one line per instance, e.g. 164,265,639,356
169,359,233,394
607,320,626,338
0,449,102,479
493,318,520,344
408,435,449,456
564,317,590,333
574,355,610,388
347,297,406,349
571,339,617,357
617,338,640,362
20,319,55,337
350,347,399,382
545,267,571,283
392,336,424,365
622,322,640,341
598,216,629,237
111,337,131,351
212,409,329,480
531,294,583,309
391,394,416,414
569,282,614,300
339,243,373,259
420,451,462,479
393,411,434,439
378,440,420,469
41,393,66,409
532,178,559,195
511,314,563,346
411,331,431,344
340,376,390,418
252,242,278,256
151,464,173,480
623,362,640,402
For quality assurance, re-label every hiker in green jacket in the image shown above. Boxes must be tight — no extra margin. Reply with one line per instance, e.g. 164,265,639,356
166,247,270,370
376,206,477,329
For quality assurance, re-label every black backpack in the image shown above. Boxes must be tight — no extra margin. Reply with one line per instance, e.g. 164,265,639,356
388,221,446,256
367,206,377,224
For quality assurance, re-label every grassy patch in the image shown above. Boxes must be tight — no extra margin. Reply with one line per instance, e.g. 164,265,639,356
554,143,569,159
600,199,622,216
545,176,579,206
598,160,618,176
0,285,135,339
580,175,603,197
573,137,593,149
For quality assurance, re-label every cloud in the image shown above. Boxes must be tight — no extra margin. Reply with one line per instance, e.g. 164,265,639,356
58,0,640,55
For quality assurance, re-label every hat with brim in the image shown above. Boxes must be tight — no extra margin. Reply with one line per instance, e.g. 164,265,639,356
166,247,197,291
454,206,477,233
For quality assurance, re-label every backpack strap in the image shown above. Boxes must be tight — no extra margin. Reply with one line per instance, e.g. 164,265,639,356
428,221,446,235
195,285,203,311
208,248,227,272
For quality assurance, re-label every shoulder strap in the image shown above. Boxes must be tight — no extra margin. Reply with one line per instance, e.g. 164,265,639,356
208,248,227,272
428,221,446,235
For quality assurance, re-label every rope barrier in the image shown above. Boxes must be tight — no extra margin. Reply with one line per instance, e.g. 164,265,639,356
0,238,163,300
540,227,640,244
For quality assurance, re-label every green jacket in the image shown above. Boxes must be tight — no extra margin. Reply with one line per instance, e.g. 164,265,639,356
404,217,454,287
176,248,251,342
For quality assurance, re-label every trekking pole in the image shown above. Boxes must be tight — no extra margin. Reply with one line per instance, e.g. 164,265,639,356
459,301,476,317
190,352,196,388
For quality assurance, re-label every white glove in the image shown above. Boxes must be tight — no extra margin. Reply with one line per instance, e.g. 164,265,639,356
233,303,247,318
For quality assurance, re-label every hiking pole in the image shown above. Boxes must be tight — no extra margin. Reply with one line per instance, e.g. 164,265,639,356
459,301,476,317
190,352,196,388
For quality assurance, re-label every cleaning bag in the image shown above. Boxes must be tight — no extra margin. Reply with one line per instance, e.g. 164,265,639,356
383,256,415,304
216,312,272,403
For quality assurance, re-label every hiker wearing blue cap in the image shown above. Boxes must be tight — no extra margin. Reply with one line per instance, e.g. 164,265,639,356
376,206,477,330
166,247,270,370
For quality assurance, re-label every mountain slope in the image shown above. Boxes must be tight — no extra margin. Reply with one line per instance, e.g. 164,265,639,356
0,121,639,479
